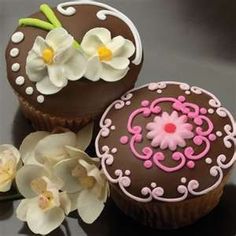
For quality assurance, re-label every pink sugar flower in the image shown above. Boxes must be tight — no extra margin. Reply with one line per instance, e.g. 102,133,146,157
146,111,194,151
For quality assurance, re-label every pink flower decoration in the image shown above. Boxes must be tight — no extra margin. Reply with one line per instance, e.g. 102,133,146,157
146,111,194,151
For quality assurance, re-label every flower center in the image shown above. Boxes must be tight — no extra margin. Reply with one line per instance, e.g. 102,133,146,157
0,158,16,184
42,48,54,64
164,123,176,133
72,165,86,178
80,176,96,189
30,178,57,210
98,46,112,61
38,191,54,210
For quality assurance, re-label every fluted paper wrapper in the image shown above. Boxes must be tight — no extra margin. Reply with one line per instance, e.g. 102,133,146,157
18,95,95,132
110,176,229,229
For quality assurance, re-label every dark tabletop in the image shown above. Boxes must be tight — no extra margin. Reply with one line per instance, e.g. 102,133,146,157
0,0,236,235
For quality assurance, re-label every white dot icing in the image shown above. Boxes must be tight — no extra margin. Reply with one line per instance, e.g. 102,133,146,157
216,131,223,137
126,101,131,106
37,95,45,103
148,83,158,91
111,148,117,154
151,182,157,188
10,48,19,57
125,170,131,176
111,125,116,130
205,158,212,164
15,76,25,86
208,108,214,114
11,63,20,72
157,89,162,94
181,177,187,184
185,91,191,95
11,32,24,44
25,87,34,95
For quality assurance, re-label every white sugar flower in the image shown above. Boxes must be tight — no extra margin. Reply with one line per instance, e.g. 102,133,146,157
53,147,109,224
146,111,194,151
81,27,135,82
16,165,71,235
0,145,21,192
26,27,87,95
19,123,94,167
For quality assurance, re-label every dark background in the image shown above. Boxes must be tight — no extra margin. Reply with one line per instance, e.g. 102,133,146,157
0,0,236,235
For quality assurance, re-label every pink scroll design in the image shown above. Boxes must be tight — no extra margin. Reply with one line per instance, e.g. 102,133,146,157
125,96,215,173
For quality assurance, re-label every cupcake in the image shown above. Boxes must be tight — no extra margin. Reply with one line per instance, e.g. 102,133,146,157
95,81,236,229
5,1,143,131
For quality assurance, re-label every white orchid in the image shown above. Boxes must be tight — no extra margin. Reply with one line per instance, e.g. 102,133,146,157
53,146,109,223
0,145,21,192
19,123,94,167
81,27,135,82
16,165,71,235
15,122,109,233
26,27,87,95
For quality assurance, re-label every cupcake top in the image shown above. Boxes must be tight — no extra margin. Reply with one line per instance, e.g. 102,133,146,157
5,1,143,118
95,81,236,202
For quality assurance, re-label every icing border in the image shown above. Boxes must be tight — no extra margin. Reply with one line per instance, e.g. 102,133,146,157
95,81,236,203
57,0,143,65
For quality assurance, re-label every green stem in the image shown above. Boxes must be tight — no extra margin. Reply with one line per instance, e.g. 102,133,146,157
40,4,62,28
19,18,54,31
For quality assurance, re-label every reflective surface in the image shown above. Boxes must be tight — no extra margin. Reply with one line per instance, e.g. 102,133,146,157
0,0,235,235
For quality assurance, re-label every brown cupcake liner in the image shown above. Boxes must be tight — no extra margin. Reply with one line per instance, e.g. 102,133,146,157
18,95,97,132
110,176,229,229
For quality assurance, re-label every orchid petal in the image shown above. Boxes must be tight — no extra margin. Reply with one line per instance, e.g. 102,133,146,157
64,50,87,81
26,199,65,235
100,64,129,82
16,165,49,198
26,51,46,82
46,28,73,52
53,158,82,193
76,122,94,151
48,64,68,88
59,192,72,215
20,132,49,165
84,56,102,81
103,57,130,70
16,199,32,222
113,39,135,58
36,76,62,95
65,146,99,165
34,132,77,166
77,190,105,224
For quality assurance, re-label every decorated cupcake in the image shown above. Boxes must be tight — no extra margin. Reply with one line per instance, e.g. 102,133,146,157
5,1,143,131
96,81,236,229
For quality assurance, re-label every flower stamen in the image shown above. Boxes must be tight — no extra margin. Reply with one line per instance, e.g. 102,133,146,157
98,46,112,61
38,191,54,210
0,156,16,184
80,176,96,189
42,48,54,64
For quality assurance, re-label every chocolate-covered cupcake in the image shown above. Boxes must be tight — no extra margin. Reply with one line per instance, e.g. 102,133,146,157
96,81,236,229
5,1,143,131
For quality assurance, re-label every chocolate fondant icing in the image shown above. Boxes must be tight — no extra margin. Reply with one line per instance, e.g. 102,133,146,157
6,3,143,118
96,82,236,202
